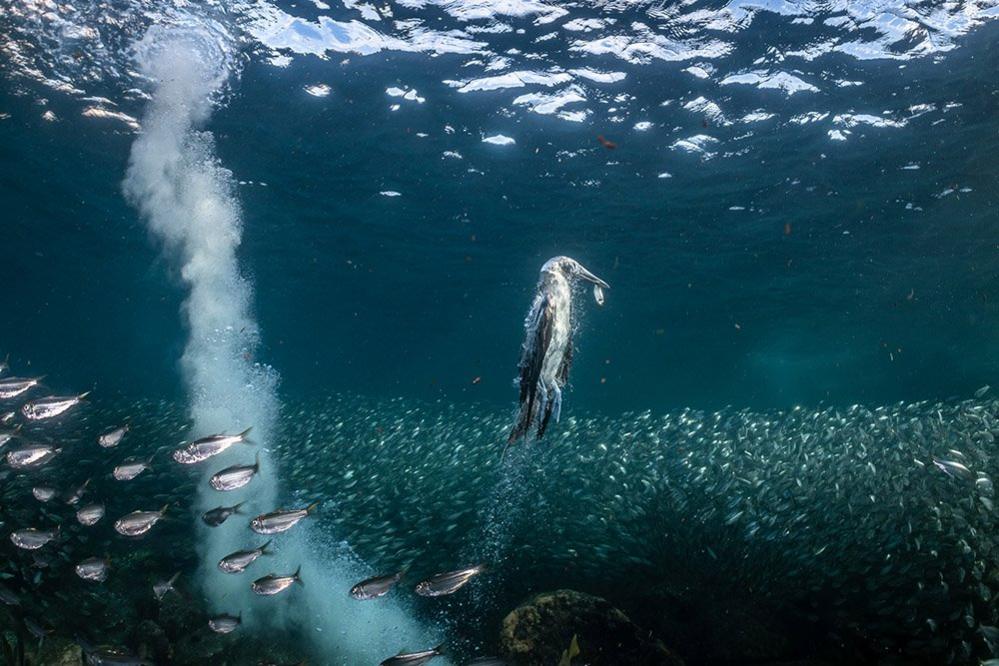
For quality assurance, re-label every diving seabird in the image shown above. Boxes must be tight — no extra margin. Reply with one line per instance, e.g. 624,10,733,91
508,256,609,445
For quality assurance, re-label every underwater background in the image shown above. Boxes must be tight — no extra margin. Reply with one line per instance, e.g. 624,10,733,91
1,0,999,663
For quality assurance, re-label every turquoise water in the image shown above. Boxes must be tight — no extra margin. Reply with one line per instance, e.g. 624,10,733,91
1,0,999,663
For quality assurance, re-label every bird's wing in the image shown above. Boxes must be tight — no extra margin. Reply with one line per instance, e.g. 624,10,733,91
556,336,573,386
508,294,556,443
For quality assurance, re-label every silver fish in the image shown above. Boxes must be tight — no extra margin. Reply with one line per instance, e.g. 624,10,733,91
7,444,61,470
219,540,272,574
208,613,241,634
414,565,486,597
0,426,19,448
98,425,129,448
25,617,48,643
251,566,302,596
76,503,105,526
209,453,259,491
114,505,167,537
20,392,89,420
75,557,108,582
65,478,90,505
202,502,245,527
0,377,42,400
10,527,58,550
593,283,605,306
379,644,444,666
153,572,180,601
113,458,151,481
173,427,252,464
249,501,320,534
79,642,153,666
350,567,408,600
932,457,974,480
32,486,56,502
0,583,20,606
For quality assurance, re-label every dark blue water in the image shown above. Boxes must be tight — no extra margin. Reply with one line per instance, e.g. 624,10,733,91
3,24,999,413
2,0,999,663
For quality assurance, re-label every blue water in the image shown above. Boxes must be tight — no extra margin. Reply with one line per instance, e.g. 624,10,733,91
2,0,999,663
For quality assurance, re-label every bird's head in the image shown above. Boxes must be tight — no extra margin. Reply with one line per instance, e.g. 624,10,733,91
541,256,610,289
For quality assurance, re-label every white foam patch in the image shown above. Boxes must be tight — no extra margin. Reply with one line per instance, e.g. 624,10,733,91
245,3,485,57
512,85,585,115
741,110,775,122
82,106,140,129
304,83,331,97
447,69,573,93
670,134,719,157
386,86,425,103
482,133,515,145
568,67,626,83
682,96,732,125
720,70,818,94
570,21,731,64
833,113,906,128
562,17,610,32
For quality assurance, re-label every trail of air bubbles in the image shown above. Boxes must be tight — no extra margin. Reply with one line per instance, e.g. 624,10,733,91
123,17,441,663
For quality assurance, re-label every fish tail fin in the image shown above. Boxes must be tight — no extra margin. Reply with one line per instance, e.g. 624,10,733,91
261,539,273,555
433,644,445,656
78,390,92,400
254,451,260,470
159,503,169,515
294,565,303,585
306,500,321,514
233,501,246,514
168,571,181,587
239,426,253,442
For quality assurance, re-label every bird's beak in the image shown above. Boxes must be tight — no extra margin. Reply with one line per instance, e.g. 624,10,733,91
576,264,610,289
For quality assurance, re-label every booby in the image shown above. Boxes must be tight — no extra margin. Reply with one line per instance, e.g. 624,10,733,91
508,256,609,445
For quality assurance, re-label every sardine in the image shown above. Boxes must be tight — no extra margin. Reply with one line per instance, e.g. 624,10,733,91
0,582,21,606
209,613,241,634
932,457,974,480
32,486,56,502
113,458,151,481
379,644,444,666
76,503,105,526
202,502,245,527
0,377,42,400
114,505,167,537
414,565,486,597
350,567,408,600
173,427,252,464
75,557,108,582
593,283,605,306
20,392,89,420
219,540,272,574
10,527,58,550
209,453,259,491
0,426,19,448
249,501,320,534
251,566,302,596
153,572,180,601
98,425,129,448
7,444,61,469
64,478,90,505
